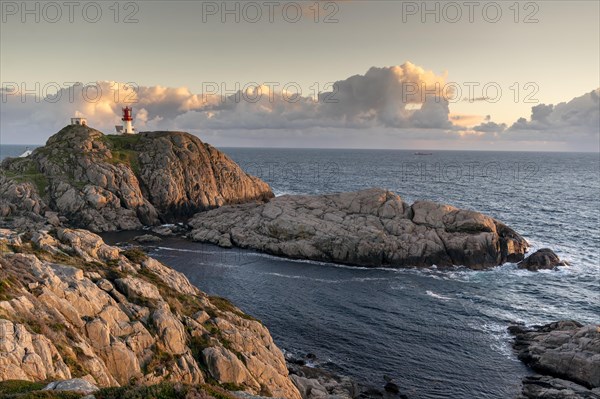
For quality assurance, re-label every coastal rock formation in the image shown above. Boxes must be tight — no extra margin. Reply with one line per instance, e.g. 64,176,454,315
288,362,359,399
518,248,569,271
0,228,300,399
0,125,273,232
517,375,600,399
189,188,529,269
510,321,600,398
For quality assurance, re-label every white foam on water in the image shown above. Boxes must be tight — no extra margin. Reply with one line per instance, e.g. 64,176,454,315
469,321,520,362
350,277,390,282
263,272,343,284
155,246,243,256
273,189,294,197
426,290,453,301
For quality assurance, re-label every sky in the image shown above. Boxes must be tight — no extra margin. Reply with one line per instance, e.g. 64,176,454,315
1,0,599,151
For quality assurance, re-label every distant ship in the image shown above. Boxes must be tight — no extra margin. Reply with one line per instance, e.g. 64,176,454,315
413,152,433,156
19,147,33,157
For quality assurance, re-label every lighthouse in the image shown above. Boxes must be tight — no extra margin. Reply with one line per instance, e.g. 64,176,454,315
122,106,135,134
115,106,136,134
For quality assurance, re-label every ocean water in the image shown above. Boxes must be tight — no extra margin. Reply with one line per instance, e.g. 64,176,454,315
0,145,39,160
3,146,599,398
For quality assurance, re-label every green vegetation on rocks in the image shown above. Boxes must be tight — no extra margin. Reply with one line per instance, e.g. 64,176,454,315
209,296,261,323
0,381,237,399
0,380,47,396
0,160,48,195
103,134,142,174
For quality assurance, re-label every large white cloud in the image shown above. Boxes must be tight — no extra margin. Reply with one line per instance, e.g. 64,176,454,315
0,63,454,142
1,67,598,151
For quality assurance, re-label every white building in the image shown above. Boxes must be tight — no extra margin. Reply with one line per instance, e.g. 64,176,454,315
71,117,87,126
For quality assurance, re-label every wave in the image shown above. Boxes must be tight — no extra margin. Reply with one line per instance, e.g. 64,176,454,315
263,272,342,284
263,272,391,284
426,290,453,301
155,246,246,256
273,189,294,197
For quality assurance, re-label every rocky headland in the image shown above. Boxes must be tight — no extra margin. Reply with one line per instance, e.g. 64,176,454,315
189,188,529,269
0,125,272,232
509,321,600,398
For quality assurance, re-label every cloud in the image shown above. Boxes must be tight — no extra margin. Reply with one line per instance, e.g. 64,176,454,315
509,89,600,135
449,113,485,128
458,90,600,146
472,121,507,133
1,69,598,152
1,63,455,141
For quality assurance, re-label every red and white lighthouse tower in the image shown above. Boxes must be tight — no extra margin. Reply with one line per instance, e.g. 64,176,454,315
121,106,135,134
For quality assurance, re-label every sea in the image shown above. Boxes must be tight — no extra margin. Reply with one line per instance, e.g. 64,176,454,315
2,145,599,398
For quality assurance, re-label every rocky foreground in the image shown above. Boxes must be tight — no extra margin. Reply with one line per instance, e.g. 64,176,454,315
189,188,529,269
0,228,300,399
0,125,273,232
510,321,600,398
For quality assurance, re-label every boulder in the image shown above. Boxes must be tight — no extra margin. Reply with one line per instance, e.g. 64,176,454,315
133,234,162,244
202,346,260,390
190,188,529,269
518,248,568,271
151,304,188,355
151,225,176,236
43,378,98,394
287,359,361,399
290,375,329,399
57,228,119,261
114,277,163,301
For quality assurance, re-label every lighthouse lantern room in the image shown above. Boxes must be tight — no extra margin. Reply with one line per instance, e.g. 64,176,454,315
115,106,136,134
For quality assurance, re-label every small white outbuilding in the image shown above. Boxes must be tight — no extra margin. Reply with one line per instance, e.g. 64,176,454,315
71,117,87,126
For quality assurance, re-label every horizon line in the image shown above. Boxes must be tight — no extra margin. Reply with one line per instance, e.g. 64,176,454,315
2,143,599,154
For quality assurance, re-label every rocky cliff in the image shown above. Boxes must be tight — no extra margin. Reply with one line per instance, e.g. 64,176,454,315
189,188,529,269
0,125,273,232
0,228,300,399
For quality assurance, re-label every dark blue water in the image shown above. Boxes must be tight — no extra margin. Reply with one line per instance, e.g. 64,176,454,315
4,146,599,398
